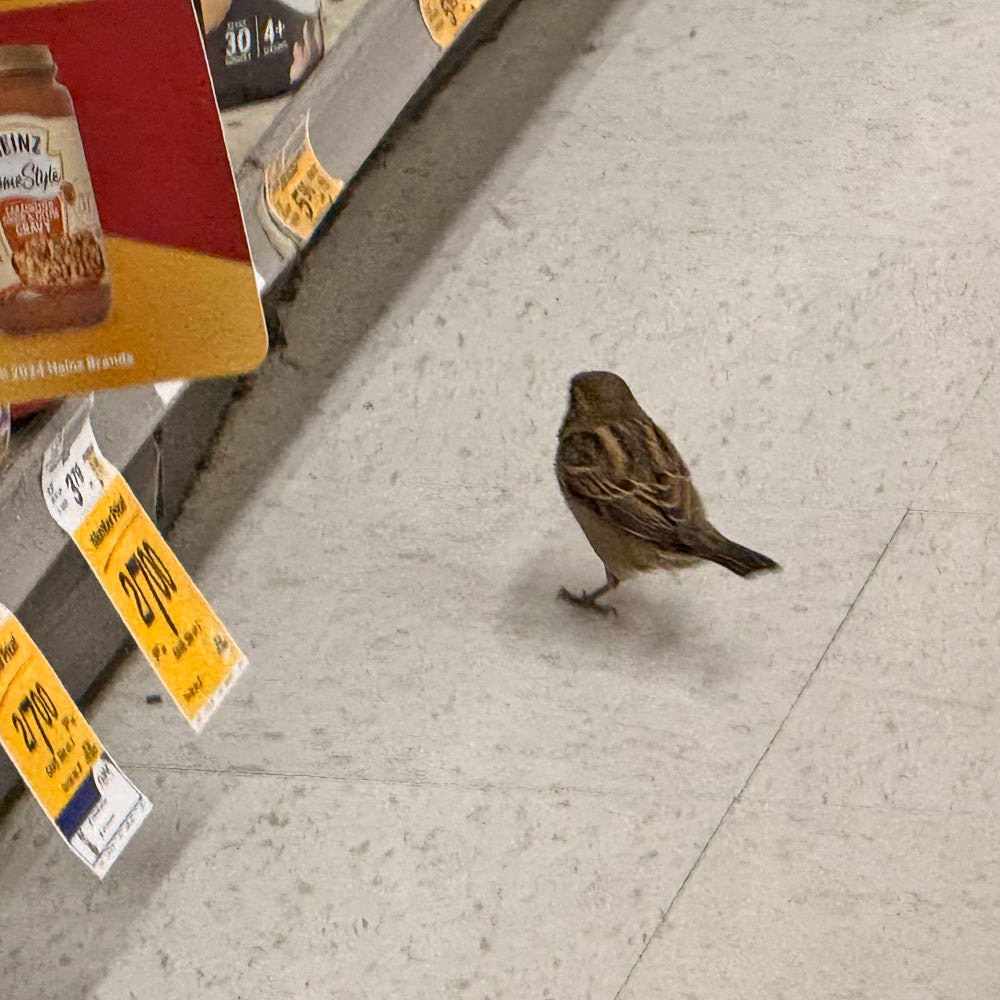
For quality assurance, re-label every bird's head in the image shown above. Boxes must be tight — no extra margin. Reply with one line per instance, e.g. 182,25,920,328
563,371,642,427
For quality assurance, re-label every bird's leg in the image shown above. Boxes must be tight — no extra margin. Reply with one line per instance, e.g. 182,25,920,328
558,571,619,616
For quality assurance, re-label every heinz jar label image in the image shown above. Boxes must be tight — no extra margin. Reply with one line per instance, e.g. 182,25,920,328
0,45,110,335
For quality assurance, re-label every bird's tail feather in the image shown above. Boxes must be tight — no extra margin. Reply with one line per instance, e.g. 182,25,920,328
700,534,780,577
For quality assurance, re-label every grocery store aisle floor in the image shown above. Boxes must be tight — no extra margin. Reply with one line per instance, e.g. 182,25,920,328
4,0,1000,996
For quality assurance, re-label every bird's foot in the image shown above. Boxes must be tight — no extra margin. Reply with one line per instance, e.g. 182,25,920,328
558,586,617,617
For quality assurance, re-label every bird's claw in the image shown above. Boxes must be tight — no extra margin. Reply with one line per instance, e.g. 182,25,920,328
558,586,617,617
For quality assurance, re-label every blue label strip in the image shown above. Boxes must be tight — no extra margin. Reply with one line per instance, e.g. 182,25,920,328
55,768,100,840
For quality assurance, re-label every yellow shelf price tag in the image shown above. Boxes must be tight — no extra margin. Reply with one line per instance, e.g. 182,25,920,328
0,605,151,878
264,118,344,244
419,0,481,48
42,402,247,732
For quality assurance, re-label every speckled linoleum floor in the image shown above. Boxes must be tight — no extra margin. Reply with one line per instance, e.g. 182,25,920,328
2,0,1000,996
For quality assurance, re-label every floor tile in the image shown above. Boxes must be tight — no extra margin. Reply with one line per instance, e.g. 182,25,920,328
2,771,712,1000
618,510,1000,998
618,798,1000,1000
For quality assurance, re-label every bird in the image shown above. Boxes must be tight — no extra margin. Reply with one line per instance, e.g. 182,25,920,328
555,371,779,613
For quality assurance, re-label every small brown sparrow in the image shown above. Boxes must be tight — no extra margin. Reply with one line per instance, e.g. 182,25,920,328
556,371,779,613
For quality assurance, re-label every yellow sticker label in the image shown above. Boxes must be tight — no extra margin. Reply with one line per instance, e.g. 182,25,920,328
42,404,246,732
264,121,344,244
73,473,245,728
419,0,481,48
0,606,150,877
0,615,103,819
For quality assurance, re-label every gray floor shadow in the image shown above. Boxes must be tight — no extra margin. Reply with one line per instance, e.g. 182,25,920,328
500,537,740,687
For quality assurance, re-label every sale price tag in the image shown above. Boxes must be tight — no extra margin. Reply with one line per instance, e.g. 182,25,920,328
264,118,344,244
0,605,150,879
418,0,481,48
42,402,247,732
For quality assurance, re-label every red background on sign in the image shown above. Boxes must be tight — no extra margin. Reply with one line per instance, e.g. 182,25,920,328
0,0,249,261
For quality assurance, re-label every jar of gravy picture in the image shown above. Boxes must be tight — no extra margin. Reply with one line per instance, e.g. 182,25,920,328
0,45,110,335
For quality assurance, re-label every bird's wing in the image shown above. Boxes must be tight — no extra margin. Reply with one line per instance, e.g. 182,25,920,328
557,420,700,548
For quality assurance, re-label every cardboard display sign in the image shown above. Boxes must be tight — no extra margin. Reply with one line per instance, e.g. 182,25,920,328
0,0,267,405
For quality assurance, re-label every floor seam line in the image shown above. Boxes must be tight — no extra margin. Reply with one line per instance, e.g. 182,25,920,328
915,355,997,502
610,507,911,1000
122,762,614,798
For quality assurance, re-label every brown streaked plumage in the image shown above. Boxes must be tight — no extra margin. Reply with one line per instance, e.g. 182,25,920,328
556,371,779,613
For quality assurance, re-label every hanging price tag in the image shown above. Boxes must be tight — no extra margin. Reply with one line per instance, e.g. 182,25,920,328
418,0,481,48
0,605,150,878
264,118,344,244
41,402,247,732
